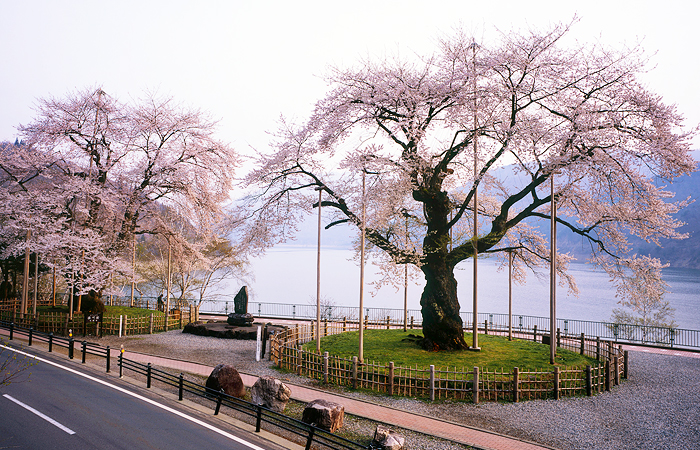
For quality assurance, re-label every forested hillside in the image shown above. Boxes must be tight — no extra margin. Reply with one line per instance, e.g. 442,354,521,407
557,157,700,269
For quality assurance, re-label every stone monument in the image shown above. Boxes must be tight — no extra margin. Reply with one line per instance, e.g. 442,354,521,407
227,286,253,326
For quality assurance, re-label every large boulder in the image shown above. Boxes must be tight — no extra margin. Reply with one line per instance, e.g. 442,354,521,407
301,399,344,432
205,364,246,398
372,425,405,450
251,376,291,413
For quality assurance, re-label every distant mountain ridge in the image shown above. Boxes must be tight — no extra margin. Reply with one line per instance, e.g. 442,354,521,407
628,169,700,269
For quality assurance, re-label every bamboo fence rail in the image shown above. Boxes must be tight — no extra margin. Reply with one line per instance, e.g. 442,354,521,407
269,321,626,403
0,308,188,336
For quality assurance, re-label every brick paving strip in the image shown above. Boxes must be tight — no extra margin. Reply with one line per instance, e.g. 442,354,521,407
123,351,553,450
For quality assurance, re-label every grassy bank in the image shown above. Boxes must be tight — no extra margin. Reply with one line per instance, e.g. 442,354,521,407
305,329,596,369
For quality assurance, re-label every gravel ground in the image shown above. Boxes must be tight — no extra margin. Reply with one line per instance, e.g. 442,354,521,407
90,329,700,450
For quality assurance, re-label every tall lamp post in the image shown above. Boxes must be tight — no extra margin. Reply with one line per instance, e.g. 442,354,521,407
315,186,323,353
470,41,481,351
130,236,136,307
550,174,557,364
403,210,409,332
22,229,30,314
166,239,172,330
508,249,513,341
358,171,367,363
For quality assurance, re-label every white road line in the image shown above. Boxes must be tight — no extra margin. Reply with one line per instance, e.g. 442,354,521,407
3,394,76,435
1,345,267,450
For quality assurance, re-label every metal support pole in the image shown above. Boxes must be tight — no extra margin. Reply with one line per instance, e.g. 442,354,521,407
215,391,223,415
359,172,366,362
508,250,513,341
470,43,480,352
550,174,557,364
315,187,322,353
305,427,316,450
255,406,263,432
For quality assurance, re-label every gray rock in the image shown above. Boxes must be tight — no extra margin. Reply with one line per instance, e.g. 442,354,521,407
301,399,344,432
372,425,405,450
251,376,291,413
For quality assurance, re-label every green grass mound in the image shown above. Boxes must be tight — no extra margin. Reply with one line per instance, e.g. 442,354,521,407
305,329,597,370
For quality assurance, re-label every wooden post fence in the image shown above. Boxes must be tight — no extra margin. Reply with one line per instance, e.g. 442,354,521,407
352,356,358,389
388,362,394,396
586,365,592,396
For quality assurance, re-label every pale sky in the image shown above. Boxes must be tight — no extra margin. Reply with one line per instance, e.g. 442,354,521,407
1,0,698,158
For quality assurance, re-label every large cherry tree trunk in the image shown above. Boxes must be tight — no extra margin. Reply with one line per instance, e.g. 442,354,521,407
419,257,468,350
416,188,469,351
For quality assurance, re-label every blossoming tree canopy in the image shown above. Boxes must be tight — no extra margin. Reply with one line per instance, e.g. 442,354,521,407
2,87,239,297
242,23,696,351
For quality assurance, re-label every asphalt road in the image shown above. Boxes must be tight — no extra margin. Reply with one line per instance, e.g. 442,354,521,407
0,344,291,450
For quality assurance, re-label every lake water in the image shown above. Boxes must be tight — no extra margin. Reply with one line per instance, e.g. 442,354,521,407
228,246,700,330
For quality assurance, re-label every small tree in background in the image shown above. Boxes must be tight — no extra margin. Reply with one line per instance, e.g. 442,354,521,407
611,255,677,343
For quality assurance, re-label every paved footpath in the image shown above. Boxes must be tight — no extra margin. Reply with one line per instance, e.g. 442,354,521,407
123,350,552,450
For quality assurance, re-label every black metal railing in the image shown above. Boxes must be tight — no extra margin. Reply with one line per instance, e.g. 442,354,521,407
208,301,700,350
0,320,367,450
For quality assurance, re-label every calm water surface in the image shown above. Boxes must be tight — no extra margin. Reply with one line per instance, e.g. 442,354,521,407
231,246,700,330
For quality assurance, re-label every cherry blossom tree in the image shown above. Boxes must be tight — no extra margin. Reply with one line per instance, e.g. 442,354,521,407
137,210,249,314
20,87,238,244
611,255,677,342
0,87,240,301
242,22,696,350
